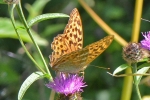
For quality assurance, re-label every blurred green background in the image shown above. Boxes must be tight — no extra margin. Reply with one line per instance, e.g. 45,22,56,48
0,0,150,100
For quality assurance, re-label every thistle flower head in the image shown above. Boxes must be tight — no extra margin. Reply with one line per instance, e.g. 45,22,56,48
141,31,150,50
46,73,87,96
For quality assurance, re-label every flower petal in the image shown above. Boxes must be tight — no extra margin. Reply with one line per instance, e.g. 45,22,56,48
46,73,87,96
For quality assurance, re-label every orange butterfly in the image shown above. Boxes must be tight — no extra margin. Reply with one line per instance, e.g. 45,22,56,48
49,8,114,73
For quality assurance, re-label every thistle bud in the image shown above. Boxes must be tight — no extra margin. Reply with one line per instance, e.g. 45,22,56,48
58,93,82,100
3,0,19,4
122,42,148,63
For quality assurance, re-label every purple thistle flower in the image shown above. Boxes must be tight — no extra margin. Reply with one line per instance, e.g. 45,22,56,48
46,73,87,96
140,31,150,50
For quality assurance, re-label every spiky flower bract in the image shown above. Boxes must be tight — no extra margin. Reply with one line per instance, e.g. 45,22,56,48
3,0,19,4
46,73,87,96
122,42,144,63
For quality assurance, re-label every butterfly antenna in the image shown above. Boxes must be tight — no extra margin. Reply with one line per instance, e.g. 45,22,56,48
90,65,110,70
141,18,150,23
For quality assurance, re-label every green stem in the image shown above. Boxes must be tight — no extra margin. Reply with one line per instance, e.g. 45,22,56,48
131,63,142,100
135,84,142,100
15,1,52,80
132,63,137,83
8,5,46,74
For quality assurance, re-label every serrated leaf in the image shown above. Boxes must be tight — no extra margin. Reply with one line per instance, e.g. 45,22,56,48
113,64,130,75
28,13,69,27
18,72,45,100
135,67,150,85
0,18,48,46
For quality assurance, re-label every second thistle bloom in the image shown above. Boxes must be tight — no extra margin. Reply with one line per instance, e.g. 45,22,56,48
141,31,150,50
46,73,87,96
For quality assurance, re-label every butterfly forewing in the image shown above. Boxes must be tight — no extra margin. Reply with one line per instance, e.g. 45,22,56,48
63,8,83,51
50,8,83,67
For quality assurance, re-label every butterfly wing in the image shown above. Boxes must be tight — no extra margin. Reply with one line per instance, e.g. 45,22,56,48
52,48,89,73
63,8,83,51
50,8,83,67
84,35,114,65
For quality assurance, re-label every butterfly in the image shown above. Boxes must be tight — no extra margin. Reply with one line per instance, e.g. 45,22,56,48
49,8,114,73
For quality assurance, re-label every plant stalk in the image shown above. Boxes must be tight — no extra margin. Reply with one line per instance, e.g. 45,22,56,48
8,4,46,74
15,1,52,80
132,63,142,100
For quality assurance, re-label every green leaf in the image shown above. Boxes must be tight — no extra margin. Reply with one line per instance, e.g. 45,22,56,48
135,67,150,85
138,63,150,69
113,64,130,75
0,18,48,46
18,72,45,100
138,58,149,62
28,13,69,27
